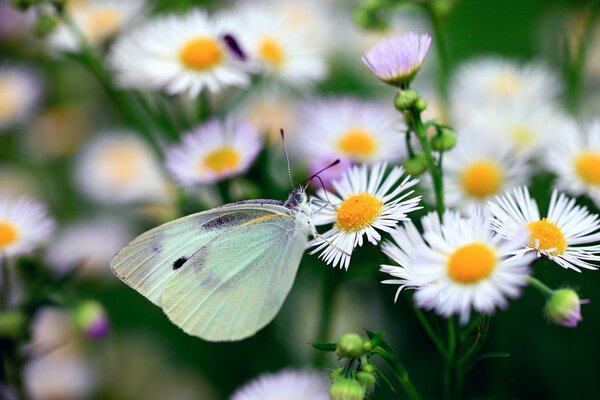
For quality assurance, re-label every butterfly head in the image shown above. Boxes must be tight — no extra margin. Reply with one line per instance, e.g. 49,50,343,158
285,187,308,210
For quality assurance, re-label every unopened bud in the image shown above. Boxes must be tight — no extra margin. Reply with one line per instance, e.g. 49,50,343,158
415,98,428,112
336,332,366,358
73,300,110,340
431,129,457,151
545,288,583,328
356,371,376,388
329,378,365,400
403,154,427,176
394,89,419,112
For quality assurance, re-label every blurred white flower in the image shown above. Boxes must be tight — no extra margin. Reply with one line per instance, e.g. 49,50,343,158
227,3,327,86
231,369,329,400
48,0,146,51
0,166,40,198
0,65,42,131
75,131,171,205
0,196,55,258
45,217,131,277
294,98,406,165
165,118,262,185
108,9,248,96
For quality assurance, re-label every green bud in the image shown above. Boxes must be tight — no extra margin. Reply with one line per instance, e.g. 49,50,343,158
336,332,366,358
360,362,375,374
415,98,428,112
356,371,377,388
363,341,372,352
0,310,26,339
431,129,457,151
329,378,366,400
330,367,344,382
33,14,58,38
545,288,582,328
403,154,427,176
394,89,419,112
72,300,110,340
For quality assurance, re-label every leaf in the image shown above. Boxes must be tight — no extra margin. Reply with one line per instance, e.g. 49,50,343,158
309,342,337,352
370,332,385,348
373,364,396,393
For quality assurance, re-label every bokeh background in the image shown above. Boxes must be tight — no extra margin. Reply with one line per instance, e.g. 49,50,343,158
1,0,600,399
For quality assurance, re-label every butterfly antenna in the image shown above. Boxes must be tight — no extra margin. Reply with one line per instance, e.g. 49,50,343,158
280,129,294,189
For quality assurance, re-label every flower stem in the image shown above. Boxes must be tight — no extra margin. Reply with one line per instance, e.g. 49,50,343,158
313,268,338,367
423,3,451,102
0,257,8,311
407,295,447,357
528,276,555,297
443,318,458,400
373,347,421,400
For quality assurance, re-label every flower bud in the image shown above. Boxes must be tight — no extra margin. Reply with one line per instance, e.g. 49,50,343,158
360,362,375,374
415,98,428,113
73,300,110,340
356,371,376,388
330,367,343,382
403,154,428,176
0,310,26,339
545,288,583,328
394,90,419,112
336,333,366,358
329,378,365,400
431,129,457,151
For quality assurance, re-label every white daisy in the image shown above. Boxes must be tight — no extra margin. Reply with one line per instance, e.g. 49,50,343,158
311,162,422,270
165,118,262,186
227,3,327,86
440,133,531,211
75,131,171,205
450,58,561,125
489,187,600,272
544,119,600,208
0,196,55,258
48,0,146,51
0,65,42,131
231,369,329,400
44,217,131,277
294,98,406,165
108,10,248,96
383,209,533,323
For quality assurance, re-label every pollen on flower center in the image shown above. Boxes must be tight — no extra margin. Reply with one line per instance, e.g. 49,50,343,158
509,124,534,146
575,151,600,186
259,37,285,66
202,147,240,174
527,219,567,255
447,242,496,284
337,129,376,157
87,9,121,40
0,221,18,248
180,37,223,71
460,161,503,198
490,72,521,95
103,146,141,183
336,193,383,232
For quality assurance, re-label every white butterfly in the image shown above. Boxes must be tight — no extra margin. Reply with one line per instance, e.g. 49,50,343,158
110,185,330,341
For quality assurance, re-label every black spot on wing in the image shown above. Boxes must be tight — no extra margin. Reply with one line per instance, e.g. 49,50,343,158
173,256,188,270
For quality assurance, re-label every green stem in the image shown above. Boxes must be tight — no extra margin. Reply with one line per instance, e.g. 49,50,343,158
407,295,447,357
1,257,8,311
313,269,338,367
412,108,444,216
528,276,555,297
216,180,231,204
423,4,451,103
375,348,422,400
443,318,457,400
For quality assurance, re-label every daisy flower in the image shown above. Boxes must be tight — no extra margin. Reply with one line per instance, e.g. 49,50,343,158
227,3,327,86
108,10,248,96
362,32,432,87
76,131,171,205
231,369,328,400
294,98,406,165
0,65,42,131
544,119,600,208
440,133,531,211
450,58,561,125
48,0,146,51
384,209,533,323
165,118,262,186
489,187,600,272
311,163,422,269
0,196,55,258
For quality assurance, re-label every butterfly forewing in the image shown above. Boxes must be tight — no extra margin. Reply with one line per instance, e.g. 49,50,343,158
160,213,307,341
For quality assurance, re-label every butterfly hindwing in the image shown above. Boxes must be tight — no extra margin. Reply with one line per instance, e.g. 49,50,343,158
160,212,308,341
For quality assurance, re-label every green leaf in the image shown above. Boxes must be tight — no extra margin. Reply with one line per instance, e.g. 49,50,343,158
309,342,337,352
373,364,396,392
370,332,385,348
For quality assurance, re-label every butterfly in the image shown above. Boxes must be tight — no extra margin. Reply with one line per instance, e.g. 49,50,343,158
110,135,340,342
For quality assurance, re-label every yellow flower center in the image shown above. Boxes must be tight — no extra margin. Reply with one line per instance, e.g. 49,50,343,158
102,145,141,183
490,72,521,95
447,243,496,284
460,161,503,198
575,151,600,186
259,37,285,66
336,193,383,232
86,9,120,41
527,219,567,255
337,129,376,157
509,124,535,146
180,37,223,71
202,147,240,174
0,221,18,248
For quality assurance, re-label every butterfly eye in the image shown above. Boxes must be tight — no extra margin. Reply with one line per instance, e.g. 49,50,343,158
293,192,305,203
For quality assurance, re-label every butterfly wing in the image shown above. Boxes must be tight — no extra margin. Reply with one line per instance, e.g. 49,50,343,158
160,213,308,341
110,201,289,306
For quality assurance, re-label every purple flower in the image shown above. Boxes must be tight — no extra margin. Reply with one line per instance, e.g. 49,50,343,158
362,32,432,87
